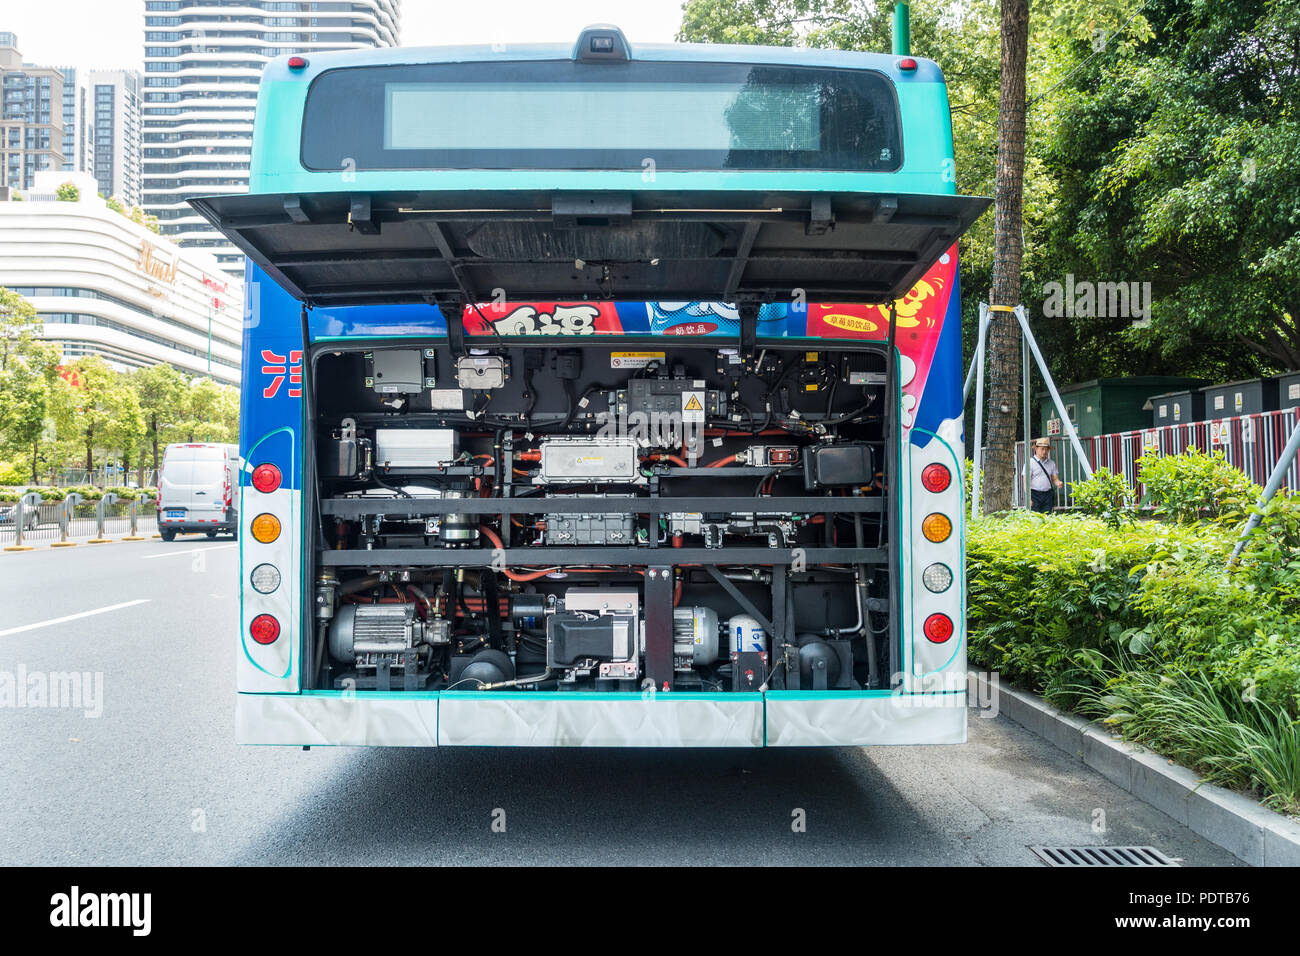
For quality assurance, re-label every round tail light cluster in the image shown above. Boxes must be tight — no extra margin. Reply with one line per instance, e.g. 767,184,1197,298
921,463,951,493
250,614,280,645
252,463,281,493
923,613,954,644
251,513,281,543
921,513,952,543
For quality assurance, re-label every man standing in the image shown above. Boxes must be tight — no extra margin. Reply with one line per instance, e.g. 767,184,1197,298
1028,438,1063,513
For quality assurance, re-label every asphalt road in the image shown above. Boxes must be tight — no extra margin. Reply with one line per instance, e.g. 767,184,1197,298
0,538,1243,866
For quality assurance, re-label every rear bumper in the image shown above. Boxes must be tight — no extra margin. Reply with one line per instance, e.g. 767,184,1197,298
235,690,967,748
158,514,236,532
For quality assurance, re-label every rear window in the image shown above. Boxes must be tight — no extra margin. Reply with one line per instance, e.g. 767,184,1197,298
165,445,226,462
302,60,901,173
164,460,225,485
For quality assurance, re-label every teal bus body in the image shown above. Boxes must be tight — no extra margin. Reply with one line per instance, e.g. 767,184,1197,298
248,42,957,197
207,31,985,748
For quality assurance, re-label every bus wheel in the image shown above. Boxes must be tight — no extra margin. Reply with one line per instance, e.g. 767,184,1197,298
161,529,176,542
206,530,217,539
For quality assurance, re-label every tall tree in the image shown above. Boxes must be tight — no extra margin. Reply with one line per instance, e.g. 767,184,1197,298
981,0,1030,514
0,342,60,483
129,363,190,478
50,356,145,484
0,286,41,373
1040,0,1300,375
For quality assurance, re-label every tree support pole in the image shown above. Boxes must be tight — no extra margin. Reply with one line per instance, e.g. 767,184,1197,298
1022,329,1031,508
962,306,992,404
1230,415,1300,565
971,302,990,518
1012,305,1092,479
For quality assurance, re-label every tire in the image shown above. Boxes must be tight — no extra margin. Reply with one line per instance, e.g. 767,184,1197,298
206,530,217,539
160,529,176,542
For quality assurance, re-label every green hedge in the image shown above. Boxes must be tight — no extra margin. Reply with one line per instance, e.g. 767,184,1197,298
968,505,1300,813
0,486,157,503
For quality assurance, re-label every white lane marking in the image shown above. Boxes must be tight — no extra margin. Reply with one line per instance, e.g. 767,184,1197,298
142,544,238,560
0,599,151,637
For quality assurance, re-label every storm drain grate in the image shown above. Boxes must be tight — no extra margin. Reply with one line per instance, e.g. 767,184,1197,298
1030,845,1180,867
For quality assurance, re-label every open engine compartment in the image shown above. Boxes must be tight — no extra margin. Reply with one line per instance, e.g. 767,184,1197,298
305,338,897,695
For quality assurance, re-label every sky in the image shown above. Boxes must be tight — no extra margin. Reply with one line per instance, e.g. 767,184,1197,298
4,0,689,73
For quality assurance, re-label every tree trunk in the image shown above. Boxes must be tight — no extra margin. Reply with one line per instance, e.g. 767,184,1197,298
151,423,159,477
30,436,38,484
983,0,1030,514
85,424,94,484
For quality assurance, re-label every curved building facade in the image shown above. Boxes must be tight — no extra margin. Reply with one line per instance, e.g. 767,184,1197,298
0,173,242,385
142,1,401,278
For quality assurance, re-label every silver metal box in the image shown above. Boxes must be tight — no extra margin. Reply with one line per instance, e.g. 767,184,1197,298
535,437,641,484
374,428,458,468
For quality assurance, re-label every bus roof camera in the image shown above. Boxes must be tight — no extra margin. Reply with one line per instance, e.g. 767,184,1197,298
575,24,629,62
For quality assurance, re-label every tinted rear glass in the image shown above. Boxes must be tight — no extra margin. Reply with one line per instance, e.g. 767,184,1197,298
164,461,225,485
302,60,901,172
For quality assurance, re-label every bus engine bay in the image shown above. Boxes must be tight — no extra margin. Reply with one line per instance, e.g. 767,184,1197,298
305,338,908,696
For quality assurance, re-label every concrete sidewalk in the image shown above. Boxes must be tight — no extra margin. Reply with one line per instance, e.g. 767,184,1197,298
975,673,1300,866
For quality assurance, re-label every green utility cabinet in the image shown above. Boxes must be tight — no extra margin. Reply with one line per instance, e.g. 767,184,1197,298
1038,377,1206,439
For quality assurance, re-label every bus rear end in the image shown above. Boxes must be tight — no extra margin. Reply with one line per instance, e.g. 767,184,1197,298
193,27,988,747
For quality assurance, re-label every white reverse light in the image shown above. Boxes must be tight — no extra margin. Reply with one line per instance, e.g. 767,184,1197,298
250,563,282,595
921,562,953,594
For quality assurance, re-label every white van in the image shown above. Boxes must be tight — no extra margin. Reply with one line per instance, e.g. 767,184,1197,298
157,443,241,541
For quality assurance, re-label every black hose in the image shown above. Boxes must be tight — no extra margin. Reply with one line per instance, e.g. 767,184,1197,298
371,469,411,498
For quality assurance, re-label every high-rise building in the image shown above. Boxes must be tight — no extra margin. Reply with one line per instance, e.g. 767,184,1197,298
141,1,401,279
1,32,66,191
88,69,143,206
59,68,95,177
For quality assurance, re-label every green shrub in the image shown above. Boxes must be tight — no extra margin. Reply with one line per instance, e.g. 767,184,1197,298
1137,447,1260,522
1070,466,1136,527
969,506,1300,811
55,182,80,202
0,461,25,485
966,512,1171,696
1069,654,1300,814
963,463,983,517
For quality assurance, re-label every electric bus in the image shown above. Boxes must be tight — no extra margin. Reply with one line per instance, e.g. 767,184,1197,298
192,25,989,747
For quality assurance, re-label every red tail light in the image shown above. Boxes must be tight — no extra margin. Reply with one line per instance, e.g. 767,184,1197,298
923,613,954,643
921,463,951,493
288,56,308,70
251,463,281,493
250,614,280,645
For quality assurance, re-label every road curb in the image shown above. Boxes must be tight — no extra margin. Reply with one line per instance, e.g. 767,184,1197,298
976,674,1300,867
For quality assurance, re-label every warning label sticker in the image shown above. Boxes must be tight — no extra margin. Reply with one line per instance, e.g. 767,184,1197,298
682,390,705,423
611,351,665,369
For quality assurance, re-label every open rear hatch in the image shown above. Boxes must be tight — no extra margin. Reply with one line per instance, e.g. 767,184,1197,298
189,189,989,308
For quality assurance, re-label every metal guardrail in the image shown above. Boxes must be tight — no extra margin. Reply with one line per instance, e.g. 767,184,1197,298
996,408,1300,510
1,493,157,546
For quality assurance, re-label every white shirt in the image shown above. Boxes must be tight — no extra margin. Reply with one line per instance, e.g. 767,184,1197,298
1029,455,1058,492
